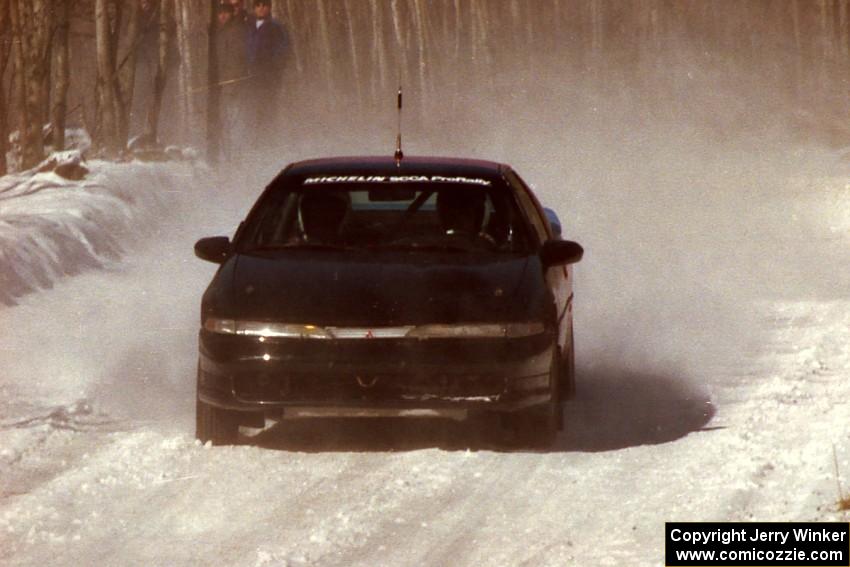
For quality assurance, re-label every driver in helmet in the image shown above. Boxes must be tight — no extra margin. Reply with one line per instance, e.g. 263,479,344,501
299,191,350,244
435,188,496,247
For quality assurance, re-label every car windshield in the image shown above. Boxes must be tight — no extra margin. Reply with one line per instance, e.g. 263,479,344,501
239,178,532,254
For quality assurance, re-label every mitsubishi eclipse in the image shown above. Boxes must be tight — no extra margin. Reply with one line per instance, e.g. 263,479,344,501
194,155,583,448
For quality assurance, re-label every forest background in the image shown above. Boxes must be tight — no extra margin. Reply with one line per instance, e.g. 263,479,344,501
2,0,850,175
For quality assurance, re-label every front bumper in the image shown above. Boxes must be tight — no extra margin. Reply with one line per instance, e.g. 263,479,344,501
197,329,555,416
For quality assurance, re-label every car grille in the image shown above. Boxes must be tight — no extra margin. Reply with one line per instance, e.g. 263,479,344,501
233,372,507,403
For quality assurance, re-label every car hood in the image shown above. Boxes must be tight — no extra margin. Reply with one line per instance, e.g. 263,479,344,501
207,251,547,326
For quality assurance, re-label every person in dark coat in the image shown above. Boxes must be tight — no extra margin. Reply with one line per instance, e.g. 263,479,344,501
246,0,288,141
214,3,250,159
216,4,248,89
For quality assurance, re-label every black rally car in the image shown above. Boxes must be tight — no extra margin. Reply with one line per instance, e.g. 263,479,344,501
194,156,583,447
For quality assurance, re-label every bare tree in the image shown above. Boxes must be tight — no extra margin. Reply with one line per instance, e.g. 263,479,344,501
0,0,12,175
9,0,53,169
51,0,71,151
142,0,174,145
173,0,209,147
117,0,142,144
94,0,144,155
94,0,121,153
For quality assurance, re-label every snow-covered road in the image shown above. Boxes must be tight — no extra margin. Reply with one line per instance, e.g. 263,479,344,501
1,140,849,566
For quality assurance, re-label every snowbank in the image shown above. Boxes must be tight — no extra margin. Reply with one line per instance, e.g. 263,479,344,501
0,158,204,306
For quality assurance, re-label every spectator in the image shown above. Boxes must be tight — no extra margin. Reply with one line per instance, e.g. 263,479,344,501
247,0,288,140
215,4,248,91
214,3,249,159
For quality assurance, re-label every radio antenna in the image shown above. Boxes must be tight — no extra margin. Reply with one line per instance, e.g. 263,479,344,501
394,86,404,163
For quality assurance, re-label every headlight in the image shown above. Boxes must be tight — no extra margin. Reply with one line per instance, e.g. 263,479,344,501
405,322,545,339
203,318,332,339
203,318,544,339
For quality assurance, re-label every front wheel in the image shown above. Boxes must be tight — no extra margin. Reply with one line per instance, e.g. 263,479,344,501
501,352,561,448
195,397,240,445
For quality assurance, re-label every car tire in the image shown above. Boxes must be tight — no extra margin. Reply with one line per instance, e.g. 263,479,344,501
502,350,560,448
195,396,240,445
195,363,241,445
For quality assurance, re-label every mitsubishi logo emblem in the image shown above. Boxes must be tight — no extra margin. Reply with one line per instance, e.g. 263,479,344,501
364,330,375,339
356,376,379,388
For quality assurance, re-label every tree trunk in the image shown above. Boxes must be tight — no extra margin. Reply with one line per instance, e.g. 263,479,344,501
411,0,427,114
820,0,834,59
590,0,603,54
343,0,363,106
174,0,190,136
95,0,121,154
315,0,334,96
206,0,219,163
51,0,71,152
145,0,173,144
173,0,208,146
10,0,51,169
389,0,407,86
368,0,386,101
117,0,142,145
0,0,11,175
9,0,27,168
0,71,7,175
27,0,51,142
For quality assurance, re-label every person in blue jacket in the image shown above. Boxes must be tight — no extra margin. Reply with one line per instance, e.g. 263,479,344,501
247,0,288,139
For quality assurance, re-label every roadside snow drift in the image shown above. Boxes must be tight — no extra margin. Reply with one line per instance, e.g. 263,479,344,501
0,158,199,306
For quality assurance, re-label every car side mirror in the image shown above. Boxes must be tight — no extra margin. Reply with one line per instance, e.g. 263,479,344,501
194,236,231,264
540,239,583,268
543,207,562,238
